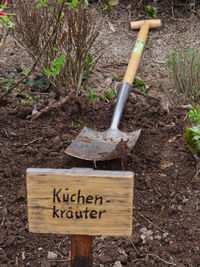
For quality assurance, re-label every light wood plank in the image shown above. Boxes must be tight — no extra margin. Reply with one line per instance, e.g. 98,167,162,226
26,168,134,236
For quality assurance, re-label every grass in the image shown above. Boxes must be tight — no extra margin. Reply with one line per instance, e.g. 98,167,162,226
166,46,200,105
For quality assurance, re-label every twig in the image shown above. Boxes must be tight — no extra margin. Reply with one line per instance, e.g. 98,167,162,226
193,168,200,181
3,128,9,138
0,0,66,101
1,207,7,226
48,259,67,262
58,237,68,248
147,253,176,266
171,0,175,18
126,237,140,256
22,137,44,146
139,214,166,233
30,92,74,121
132,88,160,101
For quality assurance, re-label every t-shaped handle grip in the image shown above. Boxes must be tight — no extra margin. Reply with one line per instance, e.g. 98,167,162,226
130,19,162,30
123,19,162,85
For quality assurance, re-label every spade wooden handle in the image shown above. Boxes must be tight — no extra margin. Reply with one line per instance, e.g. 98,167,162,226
123,23,150,85
131,19,162,30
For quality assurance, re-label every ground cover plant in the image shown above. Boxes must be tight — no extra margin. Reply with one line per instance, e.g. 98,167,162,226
185,105,200,157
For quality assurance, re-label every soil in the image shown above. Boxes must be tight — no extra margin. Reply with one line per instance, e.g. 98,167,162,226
0,1,200,267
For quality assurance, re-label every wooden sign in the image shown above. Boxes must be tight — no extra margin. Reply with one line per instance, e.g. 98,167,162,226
26,168,134,236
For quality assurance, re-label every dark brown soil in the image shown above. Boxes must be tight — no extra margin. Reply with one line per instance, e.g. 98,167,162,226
1,1,200,266
0,92,200,267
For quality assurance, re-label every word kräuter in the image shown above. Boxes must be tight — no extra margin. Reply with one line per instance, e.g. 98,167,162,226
52,188,108,220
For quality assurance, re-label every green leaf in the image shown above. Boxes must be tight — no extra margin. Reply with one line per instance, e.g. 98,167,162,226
104,88,115,101
88,87,98,102
57,55,65,64
134,77,144,87
145,5,157,19
44,68,52,77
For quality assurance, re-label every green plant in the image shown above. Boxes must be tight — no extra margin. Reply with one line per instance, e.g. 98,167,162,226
133,76,147,95
0,74,35,104
185,106,200,156
0,75,18,92
188,105,200,124
104,87,115,101
144,5,157,19
88,87,98,102
12,0,101,97
20,90,35,104
83,53,94,79
9,86,34,104
44,55,65,78
153,67,158,77
103,0,111,11
77,116,83,127
166,46,200,105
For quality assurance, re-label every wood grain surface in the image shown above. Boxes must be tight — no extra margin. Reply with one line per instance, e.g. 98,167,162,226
26,168,134,236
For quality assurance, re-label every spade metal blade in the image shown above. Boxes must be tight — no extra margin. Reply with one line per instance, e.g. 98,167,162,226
65,127,141,161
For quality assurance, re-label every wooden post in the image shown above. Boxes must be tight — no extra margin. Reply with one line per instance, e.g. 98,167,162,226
26,168,134,267
71,235,93,267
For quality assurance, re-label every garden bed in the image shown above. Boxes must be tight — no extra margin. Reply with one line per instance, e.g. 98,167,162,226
0,1,200,266
0,93,199,266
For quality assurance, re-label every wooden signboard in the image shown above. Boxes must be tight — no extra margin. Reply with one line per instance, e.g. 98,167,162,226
26,168,134,236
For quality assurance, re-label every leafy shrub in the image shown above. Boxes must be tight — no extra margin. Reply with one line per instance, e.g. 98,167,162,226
166,46,200,105
185,105,200,157
12,0,101,97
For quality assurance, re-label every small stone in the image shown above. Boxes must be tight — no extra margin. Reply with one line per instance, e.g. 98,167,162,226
4,166,12,177
145,230,153,237
32,108,38,116
109,0,119,6
163,232,169,239
140,234,146,240
140,234,146,243
182,197,189,204
118,247,127,256
12,166,19,176
178,205,182,211
47,251,57,260
155,235,162,240
139,227,147,234
22,251,25,260
113,261,122,267
38,247,43,251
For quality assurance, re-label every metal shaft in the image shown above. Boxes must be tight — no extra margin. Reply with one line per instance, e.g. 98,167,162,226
110,82,132,130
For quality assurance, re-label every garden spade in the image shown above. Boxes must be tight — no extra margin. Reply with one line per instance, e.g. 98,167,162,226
66,19,162,161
